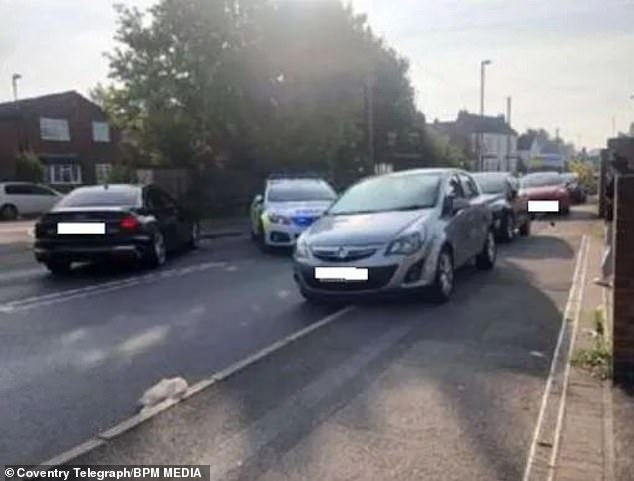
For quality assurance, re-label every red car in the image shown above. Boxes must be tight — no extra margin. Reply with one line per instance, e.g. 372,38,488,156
519,172,571,216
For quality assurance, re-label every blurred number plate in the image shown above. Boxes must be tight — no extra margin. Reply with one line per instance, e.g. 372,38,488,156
57,223,106,235
315,267,368,281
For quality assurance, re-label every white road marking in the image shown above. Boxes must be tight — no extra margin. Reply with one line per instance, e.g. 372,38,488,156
546,234,590,481
522,235,589,481
0,261,227,313
37,305,356,467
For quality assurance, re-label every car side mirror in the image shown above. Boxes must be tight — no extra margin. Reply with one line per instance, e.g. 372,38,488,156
443,195,468,216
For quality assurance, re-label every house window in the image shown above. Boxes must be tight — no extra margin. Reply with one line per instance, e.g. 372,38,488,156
49,164,82,185
40,117,70,141
92,121,111,143
95,163,112,184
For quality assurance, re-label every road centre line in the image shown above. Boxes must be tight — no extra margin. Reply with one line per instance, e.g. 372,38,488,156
0,261,227,313
522,235,589,481
37,305,356,468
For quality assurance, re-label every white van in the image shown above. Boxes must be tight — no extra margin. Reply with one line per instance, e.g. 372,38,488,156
0,182,63,220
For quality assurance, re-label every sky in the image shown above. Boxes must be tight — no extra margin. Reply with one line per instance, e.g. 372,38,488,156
1,0,633,149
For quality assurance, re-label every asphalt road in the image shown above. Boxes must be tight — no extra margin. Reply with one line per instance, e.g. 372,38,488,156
0,210,589,470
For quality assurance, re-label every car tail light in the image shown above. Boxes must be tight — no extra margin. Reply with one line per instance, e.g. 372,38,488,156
120,215,140,231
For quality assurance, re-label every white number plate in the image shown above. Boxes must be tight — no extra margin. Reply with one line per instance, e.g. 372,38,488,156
57,223,106,235
315,267,368,281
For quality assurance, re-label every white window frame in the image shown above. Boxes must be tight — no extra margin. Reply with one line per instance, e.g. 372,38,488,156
95,163,112,184
48,164,82,185
92,121,111,143
40,117,70,142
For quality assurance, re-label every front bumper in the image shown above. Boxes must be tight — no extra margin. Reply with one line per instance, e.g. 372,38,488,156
293,242,440,298
263,223,310,246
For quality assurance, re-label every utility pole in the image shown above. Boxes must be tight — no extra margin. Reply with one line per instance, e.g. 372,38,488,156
11,73,21,102
611,116,616,137
365,76,375,175
506,96,512,172
479,60,492,171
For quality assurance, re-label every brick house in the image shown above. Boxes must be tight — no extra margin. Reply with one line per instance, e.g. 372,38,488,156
0,91,121,190
431,111,518,172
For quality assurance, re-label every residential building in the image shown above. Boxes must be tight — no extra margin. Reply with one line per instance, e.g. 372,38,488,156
517,132,567,173
431,111,518,172
0,91,120,190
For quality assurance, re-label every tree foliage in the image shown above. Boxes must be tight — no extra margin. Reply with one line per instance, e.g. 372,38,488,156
98,0,446,197
14,151,46,183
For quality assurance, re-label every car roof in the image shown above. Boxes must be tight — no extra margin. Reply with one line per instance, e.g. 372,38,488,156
69,183,143,193
471,171,513,177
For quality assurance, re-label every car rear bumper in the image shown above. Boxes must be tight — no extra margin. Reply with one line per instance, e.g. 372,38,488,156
34,239,151,263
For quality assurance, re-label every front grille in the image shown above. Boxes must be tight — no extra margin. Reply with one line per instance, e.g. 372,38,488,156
301,265,398,291
311,246,378,262
270,231,291,242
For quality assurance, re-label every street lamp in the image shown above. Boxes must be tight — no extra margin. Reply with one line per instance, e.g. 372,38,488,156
11,73,22,102
479,60,492,171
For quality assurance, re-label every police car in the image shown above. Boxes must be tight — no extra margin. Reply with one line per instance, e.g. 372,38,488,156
250,174,337,248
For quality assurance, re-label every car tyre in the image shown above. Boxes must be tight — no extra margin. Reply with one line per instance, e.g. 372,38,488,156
45,260,72,276
299,287,331,305
501,213,515,242
475,231,496,270
188,222,201,250
519,218,531,236
428,246,454,304
143,231,167,268
561,206,570,216
1,204,18,221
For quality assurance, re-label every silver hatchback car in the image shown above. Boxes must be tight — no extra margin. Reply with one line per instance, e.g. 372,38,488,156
293,168,496,303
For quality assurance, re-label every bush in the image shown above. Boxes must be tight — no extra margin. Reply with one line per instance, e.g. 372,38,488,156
15,151,45,183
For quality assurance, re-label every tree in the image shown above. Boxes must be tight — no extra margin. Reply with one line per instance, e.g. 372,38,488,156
14,151,45,183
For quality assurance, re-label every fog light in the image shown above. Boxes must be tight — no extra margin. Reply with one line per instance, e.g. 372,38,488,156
404,259,425,283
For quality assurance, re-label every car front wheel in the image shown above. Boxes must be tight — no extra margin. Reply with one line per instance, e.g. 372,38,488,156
475,231,496,270
428,247,454,303
188,222,200,249
501,213,515,242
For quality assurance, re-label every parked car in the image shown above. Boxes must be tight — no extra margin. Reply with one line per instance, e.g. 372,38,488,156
33,184,200,275
519,171,571,216
560,172,587,204
0,182,63,220
472,172,531,241
250,174,337,249
293,168,496,304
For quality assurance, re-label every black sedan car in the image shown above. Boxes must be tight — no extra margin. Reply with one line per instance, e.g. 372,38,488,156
561,172,587,204
34,184,200,274
472,172,531,241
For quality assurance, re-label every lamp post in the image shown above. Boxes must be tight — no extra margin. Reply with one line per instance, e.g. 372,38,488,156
11,73,22,102
479,60,492,171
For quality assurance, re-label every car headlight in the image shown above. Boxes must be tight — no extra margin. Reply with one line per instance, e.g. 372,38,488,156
268,212,291,225
386,231,424,256
295,237,310,258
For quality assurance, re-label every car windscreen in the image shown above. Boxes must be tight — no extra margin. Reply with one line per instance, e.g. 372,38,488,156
267,180,336,202
472,174,508,194
328,173,441,215
56,187,140,207
520,173,563,188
